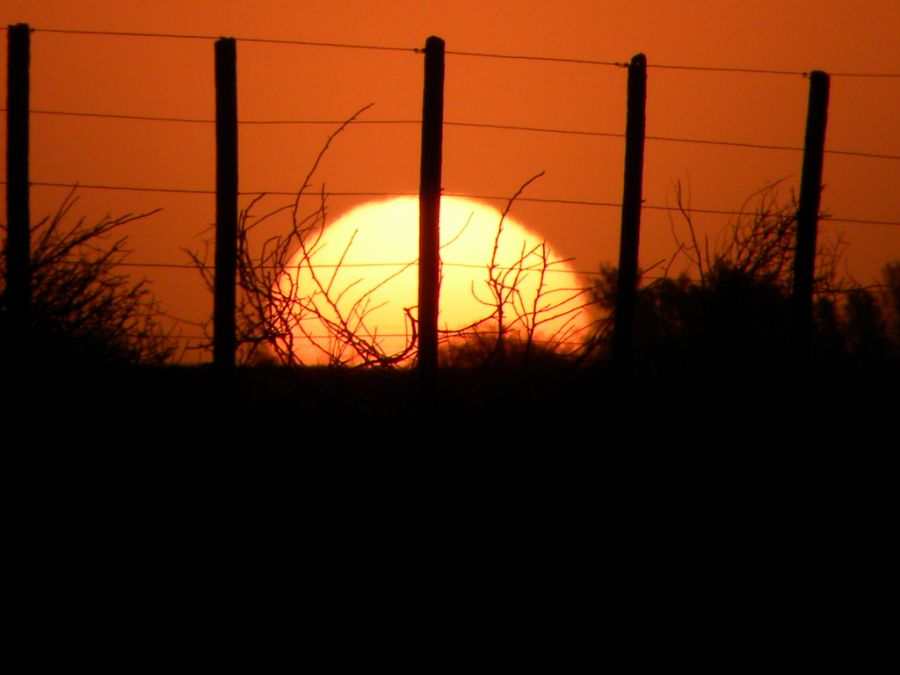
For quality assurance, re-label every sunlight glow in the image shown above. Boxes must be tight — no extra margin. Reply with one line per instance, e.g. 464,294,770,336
277,196,598,365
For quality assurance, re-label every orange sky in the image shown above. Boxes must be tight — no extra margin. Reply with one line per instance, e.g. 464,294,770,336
2,0,898,357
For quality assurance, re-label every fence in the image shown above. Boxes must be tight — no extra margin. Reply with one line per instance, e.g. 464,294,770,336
3,23,900,383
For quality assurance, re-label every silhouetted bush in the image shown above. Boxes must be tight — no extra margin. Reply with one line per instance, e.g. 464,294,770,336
0,189,175,367
880,261,900,345
592,182,900,380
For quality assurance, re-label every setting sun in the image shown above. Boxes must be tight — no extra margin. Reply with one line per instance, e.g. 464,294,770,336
276,196,598,366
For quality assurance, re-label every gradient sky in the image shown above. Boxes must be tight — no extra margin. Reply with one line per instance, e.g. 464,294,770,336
2,0,898,355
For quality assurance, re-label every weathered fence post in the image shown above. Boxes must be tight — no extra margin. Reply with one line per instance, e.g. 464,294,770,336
612,53,647,385
6,23,31,350
214,37,238,371
418,35,444,389
790,70,829,385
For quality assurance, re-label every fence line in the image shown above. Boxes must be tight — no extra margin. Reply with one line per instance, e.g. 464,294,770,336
6,24,900,376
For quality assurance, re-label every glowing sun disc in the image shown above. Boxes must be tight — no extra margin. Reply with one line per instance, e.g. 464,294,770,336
277,196,598,365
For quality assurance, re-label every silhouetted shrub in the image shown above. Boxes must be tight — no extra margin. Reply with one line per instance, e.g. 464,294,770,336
0,190,175,366
592,182,899,378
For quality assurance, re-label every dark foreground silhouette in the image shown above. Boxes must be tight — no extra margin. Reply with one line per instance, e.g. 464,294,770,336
4,356,896,534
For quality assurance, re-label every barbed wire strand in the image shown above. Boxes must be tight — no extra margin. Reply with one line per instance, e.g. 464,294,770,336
4,108,896,160
9,181,900,226
33,27,418,53
27,27,900,78
103,260,605,276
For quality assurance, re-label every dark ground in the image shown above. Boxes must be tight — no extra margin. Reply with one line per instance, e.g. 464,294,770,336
5,359,895,527
4,359,894,647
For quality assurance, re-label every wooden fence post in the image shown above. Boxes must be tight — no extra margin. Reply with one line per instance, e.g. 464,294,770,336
6,23,31,350
214,37,238,371
612,53,647,385
418,35,445,389
790,70,829,385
